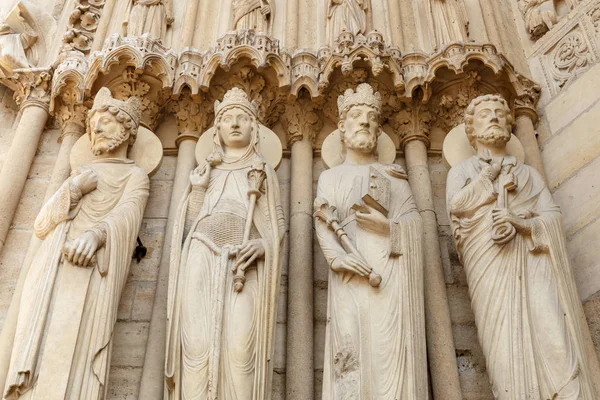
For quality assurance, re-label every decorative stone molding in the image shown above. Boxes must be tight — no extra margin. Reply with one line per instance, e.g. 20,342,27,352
392,104,433,149
317,30,404,95
282,96,323,146
518,0,558,41
86,34,177,92
54,84,88,139
8,67,52,111
167,90,214,138
51,48,88,111
551,31,594,89
63,0,106,53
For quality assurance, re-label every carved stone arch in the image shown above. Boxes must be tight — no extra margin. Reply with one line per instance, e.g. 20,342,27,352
317,31,405,97
50,50,88,112
290,51,320,98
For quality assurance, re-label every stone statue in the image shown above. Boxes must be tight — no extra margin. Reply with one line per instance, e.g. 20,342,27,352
126,0,174,41
3,87,150,400
232,0,274,33
326,0,369,44
446,94,596,400
315,83,427,399
0,22,36,77
427,0,469,48
165,87,285,400
518,0,558,40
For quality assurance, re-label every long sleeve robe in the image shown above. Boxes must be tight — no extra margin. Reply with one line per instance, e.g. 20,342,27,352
165,162,285,400
315,162,427,400
4,159,149,400
446,155,595,400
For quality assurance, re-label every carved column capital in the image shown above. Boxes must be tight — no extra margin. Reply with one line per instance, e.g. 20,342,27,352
10,69,52,112
283,97,322,147
168,92,213,146
55,95,88,141
393,105,432,150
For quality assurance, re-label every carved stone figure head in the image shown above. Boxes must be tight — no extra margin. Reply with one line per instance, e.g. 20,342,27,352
214,87,260,156
337,83,382,154
87,87,141,157
464,94,513,149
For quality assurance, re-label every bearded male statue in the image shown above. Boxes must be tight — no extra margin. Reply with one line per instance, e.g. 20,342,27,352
165,88,285,400
446,94,597,399
3,87,149,400
315,83,427,399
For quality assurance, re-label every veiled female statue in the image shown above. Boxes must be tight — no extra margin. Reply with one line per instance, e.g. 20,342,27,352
446,95,598,399
165,88,285,400
326,0,369,44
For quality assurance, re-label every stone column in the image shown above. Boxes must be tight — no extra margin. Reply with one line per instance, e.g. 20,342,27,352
0,95,86,392
283,98,321,400
395,108,463,400
139,95,208,399
181,0,200,47
0,71,51,256
514,100,546,180
92,0,118,52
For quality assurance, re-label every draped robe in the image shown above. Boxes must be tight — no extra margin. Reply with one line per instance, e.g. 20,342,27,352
165,162,285,400
327,0,368,44
232,0,273,32
127,0,171,40
3,159,149,400
427,0,469,48
315,162,427,400
446,155,595,400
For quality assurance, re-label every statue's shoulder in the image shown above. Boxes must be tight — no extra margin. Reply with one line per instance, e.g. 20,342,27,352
381,163,408,180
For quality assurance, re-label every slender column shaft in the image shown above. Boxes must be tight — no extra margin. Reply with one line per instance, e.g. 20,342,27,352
514,111,546,180
138,135,197,399
92,0,118,52
286,137,314,399
0,103,49,255
181,0,200,47
0,125,82,394
404,138,462,400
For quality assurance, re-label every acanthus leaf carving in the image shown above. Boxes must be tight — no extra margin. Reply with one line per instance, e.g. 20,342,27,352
283,97,323,146
63,0,106,53
167,90,215,136
430,71,483,132
551,32,593,89
10,68,52,110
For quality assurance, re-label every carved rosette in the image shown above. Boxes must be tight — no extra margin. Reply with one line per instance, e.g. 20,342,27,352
551,32,594,89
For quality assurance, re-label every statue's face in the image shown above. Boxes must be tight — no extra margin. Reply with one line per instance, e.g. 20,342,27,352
89,110,129,156
218,107,254,149
472,100,511,147
340,104,379,153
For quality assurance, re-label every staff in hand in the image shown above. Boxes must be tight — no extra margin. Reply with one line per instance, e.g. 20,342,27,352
314,198,382,287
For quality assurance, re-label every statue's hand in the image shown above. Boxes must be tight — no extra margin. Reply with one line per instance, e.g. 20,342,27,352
356,205,390,235
189,164,211,189
62,231,101,267
261,4,271,15
70,169,98,196
492,208,532,234
331,254,371,277
233,239,266,274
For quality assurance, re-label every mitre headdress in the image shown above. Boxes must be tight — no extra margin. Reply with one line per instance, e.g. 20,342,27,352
214,87,260,118
91,87,142,129
337,83,382,118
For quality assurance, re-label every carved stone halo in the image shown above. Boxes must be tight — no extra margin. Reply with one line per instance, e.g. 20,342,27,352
70,126,164,176
321,129,396,169
195,124,283,170
442,123,525,167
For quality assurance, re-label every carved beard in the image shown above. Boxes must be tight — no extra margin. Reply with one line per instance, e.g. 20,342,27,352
475,126,510,147
92,128,129,156
344,130,377,153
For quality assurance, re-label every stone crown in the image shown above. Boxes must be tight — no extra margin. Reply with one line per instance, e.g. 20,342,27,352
214,87,259,118
337,83,382,118
92,87,142,128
